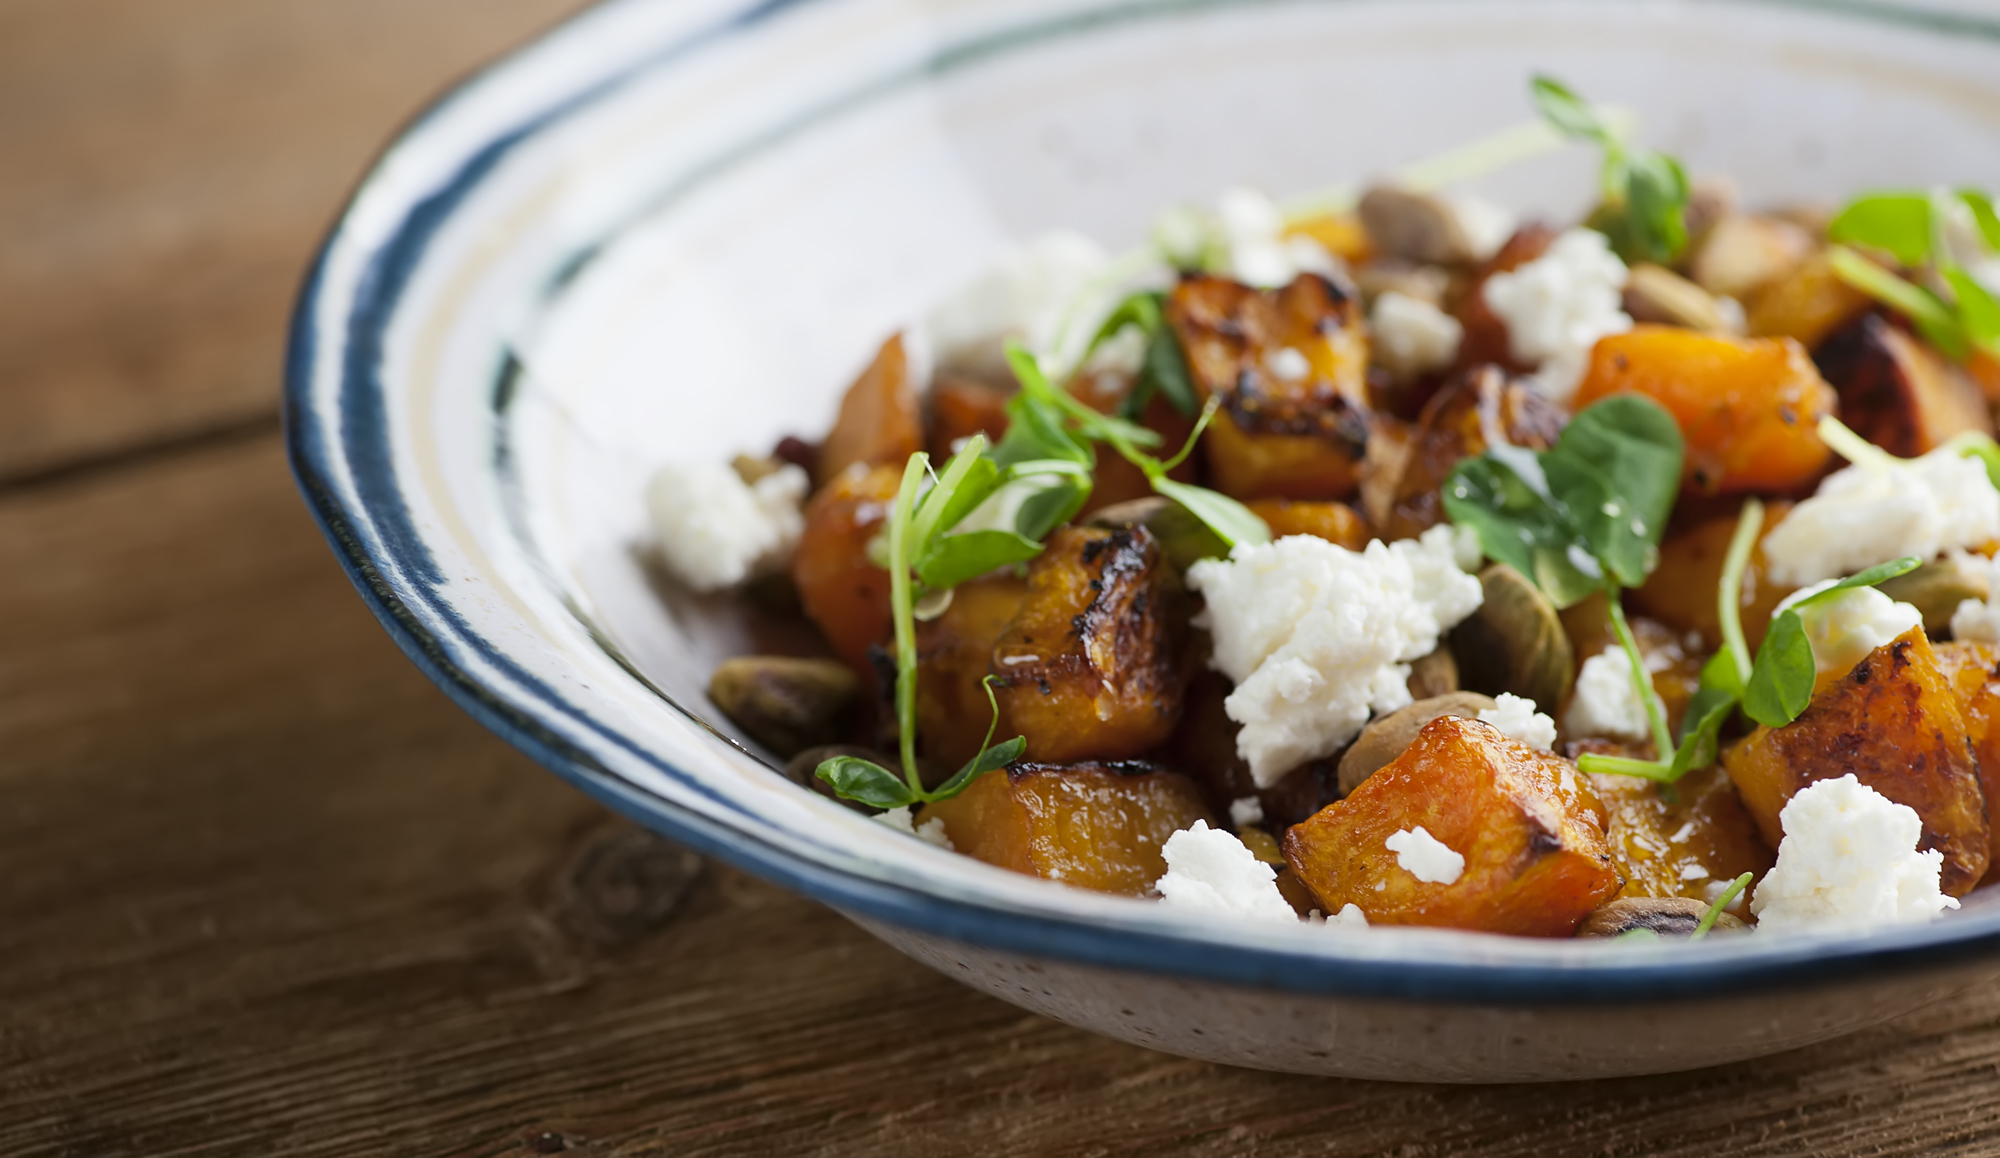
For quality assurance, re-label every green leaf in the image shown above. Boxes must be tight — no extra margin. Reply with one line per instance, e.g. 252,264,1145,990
1620,150,1691,265
1946,266,2000,347
927,735,1027,802
1699,646,1744,702
1152,477,1270,549
1827,246,1968,359
910,442,999,548
1743,608,1814,728
1670,684,1737,775
1139,320,1199,417
1796,556,1922,607
1442,454,1601,609
1015,478,1091,543
914,529,1045,589
1543,395,1684,588
1829,192,1936,266
1531,75,1612,143
1959,189,2000,252
816,756,919,809
991,391,1092,470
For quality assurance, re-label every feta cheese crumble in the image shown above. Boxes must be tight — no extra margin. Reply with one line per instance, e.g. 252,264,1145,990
1761,448,2000,587
646,461,809,591
1187,525,1484,786
1481,228,1632,403
1477,692,1558,752
1228,796,1265,827
1385,826,1466,885
872,806,954,850
1777,583,1921,679
924,231,1110,372
1369,290,1464,383
1326,902,1369,928
1214,187,1341,289
1563,646,1666,743
1155,821,1299,923
1442,192,1519,263
1951,552,2000,643
1751,775,1958,932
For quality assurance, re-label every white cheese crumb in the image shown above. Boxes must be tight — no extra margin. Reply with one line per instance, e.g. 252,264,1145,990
1265,346,1312,382
871,806,955,850
1952,552,2000,643
1325,902,1369,929
1776,583,1921,678
1155,820,1299,923
646,461,808,591
1680,864,1710,882
1188,525,1484,786
1751,774,1959,932
1563,646,1660,743
1385,826,1466,885
1369,290,1464,383
1481,227,1632,403
1440,192,1518,262
1083,323,1149,378
1476,692,1557,752
924,231,1110,370
1228,796,1265,827
1762,448,2000,587
1214,187,1339,289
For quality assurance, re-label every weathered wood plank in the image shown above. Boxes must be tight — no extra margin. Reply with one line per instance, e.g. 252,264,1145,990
0,0,589,482
3,436,2000,1156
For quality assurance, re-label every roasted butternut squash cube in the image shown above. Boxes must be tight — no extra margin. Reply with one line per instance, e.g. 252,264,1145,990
1572,325,1839,496
816,333,922,488
1587,765,1774,904
1934,640,2000,883
1362,365,1566,539
1816,313,1994,458
791,462,899,672
927,375,1011,463
1166,273,1371,500
913,574,1028,771
1629,501,1797,651
1721,628,1990,895
1282,716,1621,936
1746,247,1873,351
1243,499,1372,550
918,762,1213,895
992,526,1185,762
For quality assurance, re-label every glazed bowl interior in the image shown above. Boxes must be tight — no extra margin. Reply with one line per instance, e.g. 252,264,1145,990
291,0,2000,1006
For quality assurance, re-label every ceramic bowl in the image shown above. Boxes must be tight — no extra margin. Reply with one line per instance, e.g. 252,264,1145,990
287,0,2000,1081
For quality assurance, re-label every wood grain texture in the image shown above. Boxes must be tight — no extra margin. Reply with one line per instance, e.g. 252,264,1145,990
0,0,590,484
7,2,2000,1154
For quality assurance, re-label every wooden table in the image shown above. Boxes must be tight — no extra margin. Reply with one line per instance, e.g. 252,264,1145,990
7,3,2000,1153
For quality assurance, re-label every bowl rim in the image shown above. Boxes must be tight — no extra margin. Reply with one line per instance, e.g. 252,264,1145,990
285,0,2000,1006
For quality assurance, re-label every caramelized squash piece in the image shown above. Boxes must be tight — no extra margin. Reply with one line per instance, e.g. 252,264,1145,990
1167,273,1371,500
992,526,1185,762
1817,314,1994,458
816,334,922,488
1572,325,1838,496
1282,716,1621,936
1629,501,1797,651
918,762,1213,894
1721,628,1990,895
1243,499,1372,550
1363,365,1567,539
1587,765,1774,904
1746,248,1873,351
913,574,1029,771
927,376,1011,463
791,463,900,672
1934,640,2000,882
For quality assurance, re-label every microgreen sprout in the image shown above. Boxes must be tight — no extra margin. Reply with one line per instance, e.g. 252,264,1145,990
1531,75,1692,265
1826,188,2000,363
1691,872,1755,940
1075,290,1201,421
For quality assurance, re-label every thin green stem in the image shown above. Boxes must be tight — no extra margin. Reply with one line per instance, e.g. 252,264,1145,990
1145,394,1223,478
1574,752,1677,782
1815,413,1900,474
887,455,929,794
1606,587,1674,760
1717,497,1765,687
1828,245,1962,340
1691,872,1755,940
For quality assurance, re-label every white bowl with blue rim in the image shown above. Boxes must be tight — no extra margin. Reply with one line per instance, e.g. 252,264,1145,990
287,0,2000,1081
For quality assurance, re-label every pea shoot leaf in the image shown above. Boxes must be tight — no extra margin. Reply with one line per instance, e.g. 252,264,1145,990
1137,319,1200,418
1829,192,1936,266
1443,450,1600,609
928,735,1027,801
1531,76,1613,143
914,529,1045,590
816,756,919,809
1671,683,1738,775
1961,189,2000,251
1742,557,1920,728
1532,74,1691,264
1152,477,1269,550
1541,395,1684,588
